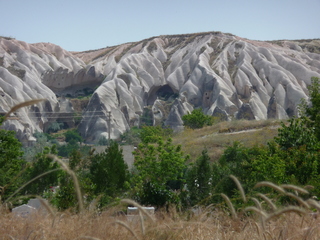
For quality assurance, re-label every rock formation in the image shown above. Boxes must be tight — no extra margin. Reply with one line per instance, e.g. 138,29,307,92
76,33,320,142
0,37,103,144
1,33,320,144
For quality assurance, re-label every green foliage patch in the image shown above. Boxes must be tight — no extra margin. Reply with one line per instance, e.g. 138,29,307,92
132,138,189,207
182,108,214,129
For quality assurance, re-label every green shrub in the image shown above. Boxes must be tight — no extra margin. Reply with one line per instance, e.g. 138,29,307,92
120,126,141,145
22,145,62,196
139,125,173,143
47,122,63,133
182,108,214,129
64,129,83,143
132,138,189,207
98,136,108,146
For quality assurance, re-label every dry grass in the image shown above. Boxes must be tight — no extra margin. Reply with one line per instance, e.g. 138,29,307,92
3,173,320,240
1,204,320,239
3,99,45,121
173,119,281,161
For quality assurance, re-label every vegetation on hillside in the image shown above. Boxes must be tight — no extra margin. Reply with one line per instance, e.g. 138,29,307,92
182,108,214,129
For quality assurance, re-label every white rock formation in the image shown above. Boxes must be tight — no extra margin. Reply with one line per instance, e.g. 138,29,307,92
77,33,320,142
1,33,320,144
0,37,103,144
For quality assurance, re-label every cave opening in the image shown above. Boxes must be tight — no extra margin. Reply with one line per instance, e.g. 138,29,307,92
147,84,178,105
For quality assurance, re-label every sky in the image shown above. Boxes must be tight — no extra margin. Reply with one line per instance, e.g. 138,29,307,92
1,0,319,52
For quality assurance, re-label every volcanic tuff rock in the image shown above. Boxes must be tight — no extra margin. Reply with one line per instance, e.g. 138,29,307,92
0,37,103,144
1,33,320,144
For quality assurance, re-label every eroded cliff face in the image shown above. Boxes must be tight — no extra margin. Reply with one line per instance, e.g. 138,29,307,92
1,33,320,144
76,33,320,142
0,37,103,144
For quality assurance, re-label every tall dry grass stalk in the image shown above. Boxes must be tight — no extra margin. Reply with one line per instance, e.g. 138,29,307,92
120,199,155,223
265,206,307,222
3,99,45,120
251,197,262,210
285,192,310,209
256,193,277,211
280,184,310,195
221,193,237,219
113,220,140,240
74,237,101,240
306,198,320,211
5,169,61,204
254,181,286,194
230,175,246,203
244,206,268,219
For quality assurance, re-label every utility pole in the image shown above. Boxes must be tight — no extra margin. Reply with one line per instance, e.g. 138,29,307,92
107,111,111,145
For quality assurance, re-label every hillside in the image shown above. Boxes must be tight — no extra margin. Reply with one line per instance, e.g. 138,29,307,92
172,119,281,161
0,33,320,144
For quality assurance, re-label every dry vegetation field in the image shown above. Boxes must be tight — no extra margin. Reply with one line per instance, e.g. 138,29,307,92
173,119,281,161
2,198,320,239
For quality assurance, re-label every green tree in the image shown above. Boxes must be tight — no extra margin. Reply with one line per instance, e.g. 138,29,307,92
47,121,63,133
64,129,83,143
23,131,52,162
211,142,273,199
120,126,142,146
0,124,25,200
58,139,79,157
249,142,287,185
132,138,189,207
89,141,130,204
304,77,320,141
277,77,320,150
275,118,319,151
139,125,173,144
23,145,62,196
185,149,212,206
270,77,320,194
53,149,94,211
182,108,214,129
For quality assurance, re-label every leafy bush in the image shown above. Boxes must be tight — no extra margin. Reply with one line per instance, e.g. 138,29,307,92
132,138,189,207
64,129,83,143
47,121,63,133
275,117,319,150
120,126,141,145
23,132,55,162
139,125,173,143
22,145,62,196
182,108,214,129
58,140,78,157
98,136,108,146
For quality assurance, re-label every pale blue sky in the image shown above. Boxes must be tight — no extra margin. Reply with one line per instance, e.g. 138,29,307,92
1,0,319,51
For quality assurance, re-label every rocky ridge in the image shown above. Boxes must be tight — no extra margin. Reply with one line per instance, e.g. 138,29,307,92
0,37,103,144
0,33,320,144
